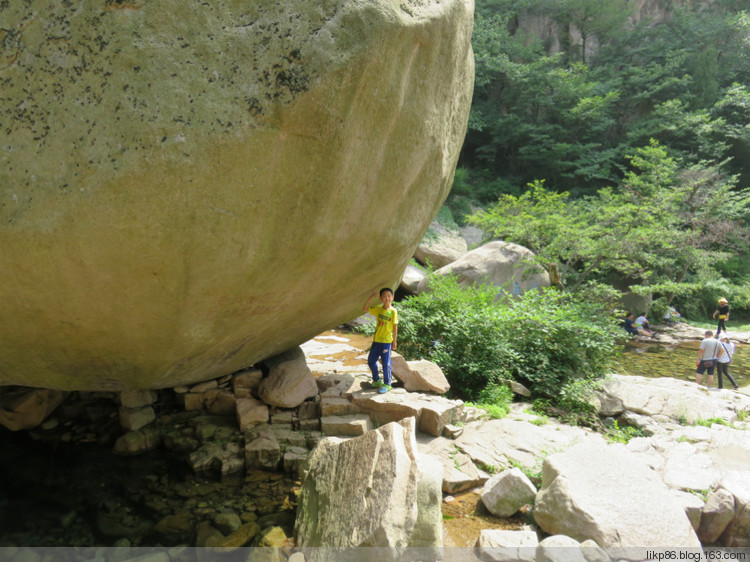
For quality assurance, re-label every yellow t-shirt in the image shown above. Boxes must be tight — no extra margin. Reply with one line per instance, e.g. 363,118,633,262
369,304,398,344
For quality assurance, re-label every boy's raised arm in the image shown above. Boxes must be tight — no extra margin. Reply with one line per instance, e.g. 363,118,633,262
363,290,378,312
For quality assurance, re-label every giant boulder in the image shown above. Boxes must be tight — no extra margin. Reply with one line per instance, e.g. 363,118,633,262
0,0,474,390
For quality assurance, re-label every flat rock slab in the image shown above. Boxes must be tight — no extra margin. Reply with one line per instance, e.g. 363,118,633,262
454,406,607,471
598,374,750,423
534,441,701,555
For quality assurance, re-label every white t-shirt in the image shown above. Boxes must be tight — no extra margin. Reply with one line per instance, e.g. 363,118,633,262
718,341,735,364
699,337,721,361
634,316,648,327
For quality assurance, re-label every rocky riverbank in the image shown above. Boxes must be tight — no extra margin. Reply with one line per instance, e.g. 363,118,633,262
1,327,749,556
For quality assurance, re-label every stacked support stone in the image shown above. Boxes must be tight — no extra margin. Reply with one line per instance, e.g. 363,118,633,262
110,348,464,482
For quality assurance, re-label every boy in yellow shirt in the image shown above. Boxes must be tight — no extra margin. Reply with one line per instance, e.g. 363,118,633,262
363,288,398,394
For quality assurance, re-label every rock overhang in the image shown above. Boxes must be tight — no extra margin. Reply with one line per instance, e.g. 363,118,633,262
0,0,475,390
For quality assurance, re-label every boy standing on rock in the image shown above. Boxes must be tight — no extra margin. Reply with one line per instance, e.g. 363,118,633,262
363,288,398,394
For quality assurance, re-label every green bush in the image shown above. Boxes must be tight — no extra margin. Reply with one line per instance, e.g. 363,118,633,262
397,275,621,402
468,383,514,419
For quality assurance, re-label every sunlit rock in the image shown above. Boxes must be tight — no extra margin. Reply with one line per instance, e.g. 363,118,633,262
0,0,474,390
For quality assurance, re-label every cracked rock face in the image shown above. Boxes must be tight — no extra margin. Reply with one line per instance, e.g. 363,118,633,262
0,0,474,390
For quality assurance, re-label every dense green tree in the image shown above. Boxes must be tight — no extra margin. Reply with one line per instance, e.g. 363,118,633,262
457,0,750,202
468,141,750,297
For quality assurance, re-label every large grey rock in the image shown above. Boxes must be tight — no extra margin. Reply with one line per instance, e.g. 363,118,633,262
295,417,441,548
415,219,468,268
669,489,705,531
720,470,750,547
258,348,318,408
698,488,736,545
661,441,719,492
236,397,269,430
416,434,489,493
481,467,537,517
119,390,158,409
392,356,451,394
244,423,282,471
534,441,701,555
350,386,462,432
119,405,156,431
455,408,608,472
536,535,587,562
419,398,464,437
411,453,444,547
320,414,373,437
350,387,422,425
0,388,68,430
400,264,428,295
476,528,539,562
189,441,245,476
418,240,549,294
0,0,475,390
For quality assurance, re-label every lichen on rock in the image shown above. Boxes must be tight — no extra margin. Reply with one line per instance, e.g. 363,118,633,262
0,0,475,390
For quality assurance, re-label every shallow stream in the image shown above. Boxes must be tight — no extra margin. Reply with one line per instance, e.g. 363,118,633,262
614,339,749,389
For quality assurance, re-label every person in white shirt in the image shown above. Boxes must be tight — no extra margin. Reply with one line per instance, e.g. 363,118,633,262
716,336,739,390
634,313,655,337
696,330,724,388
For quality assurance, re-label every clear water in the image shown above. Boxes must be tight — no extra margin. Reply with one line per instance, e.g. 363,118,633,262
613,340,749,389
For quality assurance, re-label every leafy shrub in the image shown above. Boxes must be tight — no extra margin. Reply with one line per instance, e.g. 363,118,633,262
468,383,513,419
557,377,599,414
397,274,621,402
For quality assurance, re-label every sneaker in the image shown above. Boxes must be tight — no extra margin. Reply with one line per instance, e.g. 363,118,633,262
378,385,392,394
371,380,384,388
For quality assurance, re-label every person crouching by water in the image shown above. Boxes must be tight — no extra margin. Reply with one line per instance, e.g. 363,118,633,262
623,312,654,338
696,330,724,389
635,312,656,338
716,335,739,391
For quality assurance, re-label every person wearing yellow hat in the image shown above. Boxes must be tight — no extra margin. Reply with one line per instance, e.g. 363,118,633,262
712,297,730,338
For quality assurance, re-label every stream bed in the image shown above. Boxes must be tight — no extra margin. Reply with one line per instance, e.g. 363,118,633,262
614,339,749,389
1,330,744,548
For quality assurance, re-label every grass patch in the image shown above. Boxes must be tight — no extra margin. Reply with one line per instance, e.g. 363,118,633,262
476,462,499,475
693,417,730,427
510,460,542,489
466,402,510,420
685,319,750,332
605,420,646,443
465,383,514,420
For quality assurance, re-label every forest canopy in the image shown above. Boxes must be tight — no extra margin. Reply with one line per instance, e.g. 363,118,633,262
451,0,750,320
